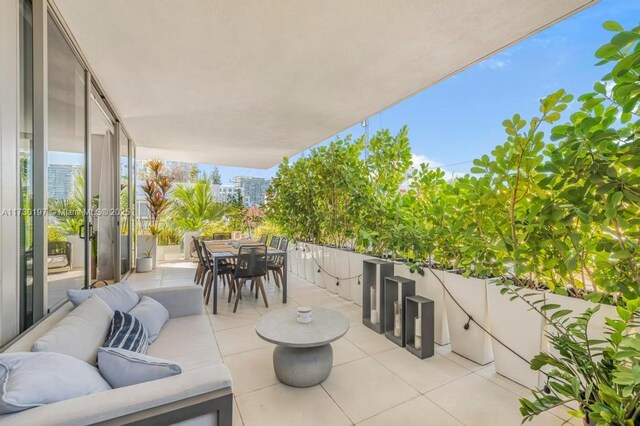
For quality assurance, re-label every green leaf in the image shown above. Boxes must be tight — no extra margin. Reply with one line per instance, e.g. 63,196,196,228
595,43,619,59
602,21,623,32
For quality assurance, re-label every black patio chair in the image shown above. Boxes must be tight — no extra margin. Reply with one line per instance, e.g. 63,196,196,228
192,237,207,285
258,234,268,244
201,241,235,305
269,236,281,249
267,238,288,288
230,244,268,313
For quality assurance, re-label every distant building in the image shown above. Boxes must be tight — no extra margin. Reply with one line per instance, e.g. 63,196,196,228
48,164,80,200
231,176,270,206
212,184,238,203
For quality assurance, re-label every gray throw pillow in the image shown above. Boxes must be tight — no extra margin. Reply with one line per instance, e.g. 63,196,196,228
97,347,182,388
0,352,111,414
129,296,169,343
67,281,139,312
31,295,113,365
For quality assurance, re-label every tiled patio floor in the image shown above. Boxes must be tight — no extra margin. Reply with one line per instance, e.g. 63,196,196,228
127,262,578,426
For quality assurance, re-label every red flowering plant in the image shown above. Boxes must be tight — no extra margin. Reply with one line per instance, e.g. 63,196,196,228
243,205,265,238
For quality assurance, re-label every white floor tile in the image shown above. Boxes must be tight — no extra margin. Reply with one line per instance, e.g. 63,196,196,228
345,324,398,355
357,395,462,426
374,348,471,393
216,324,273,356
426,374,565,426
224,347,279,395
322,357,420,423
236,384,351,426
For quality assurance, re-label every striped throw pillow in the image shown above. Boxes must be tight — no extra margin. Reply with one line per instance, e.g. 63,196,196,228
104,311,149,354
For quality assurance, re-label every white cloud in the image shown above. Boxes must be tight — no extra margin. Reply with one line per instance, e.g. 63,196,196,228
479,51,512,71
410,154,456,181
480,57,510,70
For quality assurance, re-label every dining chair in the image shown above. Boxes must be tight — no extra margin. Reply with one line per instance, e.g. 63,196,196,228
258,234,268,244
213,233,231,240
230,244,268,313
192,237,206,285
267,238,288,288
269,236,281,249
202,242,235,306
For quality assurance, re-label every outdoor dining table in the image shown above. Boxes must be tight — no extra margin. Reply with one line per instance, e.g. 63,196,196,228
204,241,288,314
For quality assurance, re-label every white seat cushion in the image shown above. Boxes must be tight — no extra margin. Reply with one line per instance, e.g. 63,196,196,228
147,315,221,370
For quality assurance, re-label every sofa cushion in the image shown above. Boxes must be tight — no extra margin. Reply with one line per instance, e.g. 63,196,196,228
104,311,149,354
97,347,182,388
31,295,112,365
129,296,169,343
67,281,139,312
147,314,221,370
0,352,111,414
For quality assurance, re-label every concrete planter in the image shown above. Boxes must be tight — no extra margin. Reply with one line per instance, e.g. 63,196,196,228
135,256,153,273
66,235,84,268
137,235,157,270
299,243,309,280
182,231,200,260
487,282,545,388
348,252,368,306
544,293,619,354
305,244,316,284
323,247,338,294
444,272,493,365
394,262,411,279
419,267,450,345
308,244,325,288
335,249,351,300
157,244,181,262
292,243,302,276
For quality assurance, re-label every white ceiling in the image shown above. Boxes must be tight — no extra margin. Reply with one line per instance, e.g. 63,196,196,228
53,0,595,168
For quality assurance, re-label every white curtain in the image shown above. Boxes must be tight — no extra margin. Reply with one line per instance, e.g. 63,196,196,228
97,131,115,280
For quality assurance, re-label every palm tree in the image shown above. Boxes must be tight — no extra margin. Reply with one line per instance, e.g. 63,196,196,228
170,179,228,232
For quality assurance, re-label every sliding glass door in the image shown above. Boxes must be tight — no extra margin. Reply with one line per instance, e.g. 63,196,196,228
19,0,34,330
89,93,117,285
47,11,86,308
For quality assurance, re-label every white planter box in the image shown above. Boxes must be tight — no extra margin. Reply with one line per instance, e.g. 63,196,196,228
394,262,410,279
157,245,181,262
305,244,316,283
544,293,619,356
292,243,302,276
323,247,338,294
299,243,309,280
182,231,200,260
419,267,450,345
487,281,545,388
444,272,493,365
348,252,368,306
66,235,84,268
335,250,351,300
312,245,324,287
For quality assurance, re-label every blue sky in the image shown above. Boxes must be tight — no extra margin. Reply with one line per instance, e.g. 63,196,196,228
204,0,640,182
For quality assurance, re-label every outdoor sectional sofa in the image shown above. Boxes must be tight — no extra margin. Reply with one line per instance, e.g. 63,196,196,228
0,285,233,425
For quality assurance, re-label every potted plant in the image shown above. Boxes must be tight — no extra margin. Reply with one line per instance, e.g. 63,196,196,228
504,284,640,426
139,159,173,269
136,247,153,273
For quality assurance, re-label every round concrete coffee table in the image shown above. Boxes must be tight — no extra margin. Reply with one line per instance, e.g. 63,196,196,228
256,307,349,387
